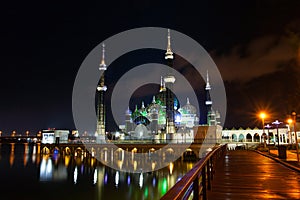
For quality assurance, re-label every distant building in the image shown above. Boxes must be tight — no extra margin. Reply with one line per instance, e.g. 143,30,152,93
221,126,293,144
41,129,69,144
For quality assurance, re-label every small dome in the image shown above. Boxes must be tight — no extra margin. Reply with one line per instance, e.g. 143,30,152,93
180,98,197,114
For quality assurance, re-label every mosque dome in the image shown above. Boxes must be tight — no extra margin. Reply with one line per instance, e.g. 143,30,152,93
180,98,197,115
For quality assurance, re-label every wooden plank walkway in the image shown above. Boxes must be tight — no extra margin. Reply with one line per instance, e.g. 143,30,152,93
207,150,300,199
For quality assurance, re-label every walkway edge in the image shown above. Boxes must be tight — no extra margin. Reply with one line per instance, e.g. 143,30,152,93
254,150,300,173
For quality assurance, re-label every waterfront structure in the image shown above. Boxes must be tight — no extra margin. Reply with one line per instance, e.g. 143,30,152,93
221,126,290,144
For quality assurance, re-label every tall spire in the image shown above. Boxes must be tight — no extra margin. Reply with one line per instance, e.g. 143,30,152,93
160,76,163,92
99,43,107,70
152,96,156,103
165,29,174,60
159,76,166,92
205,70,214,125
96,43,107,140
163,29,176,134
205,71,212,106
205,70,211,90
141,101,145,109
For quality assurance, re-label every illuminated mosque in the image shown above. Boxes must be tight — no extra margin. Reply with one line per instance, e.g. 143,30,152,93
95,29,221,141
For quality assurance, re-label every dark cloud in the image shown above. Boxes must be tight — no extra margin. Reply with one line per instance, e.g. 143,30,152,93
212,24,300,82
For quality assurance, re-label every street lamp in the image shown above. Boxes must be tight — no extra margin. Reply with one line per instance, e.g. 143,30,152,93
260,112,267,148
272,120,282,146
287,118,293,144
272,120,282,158
292,112,299,162
265,124,272,144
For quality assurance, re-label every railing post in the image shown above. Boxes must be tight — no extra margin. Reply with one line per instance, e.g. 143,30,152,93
207,160,211,190
193,175,199,200
160,144,227,200
210,157,214,180
201,165,207,200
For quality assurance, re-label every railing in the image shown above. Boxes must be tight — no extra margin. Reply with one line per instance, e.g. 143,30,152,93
160,144,227,200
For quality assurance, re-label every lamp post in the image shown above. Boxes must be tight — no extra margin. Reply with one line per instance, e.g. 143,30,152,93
272,120,282,157
265,124,272,144
272,120,282,146
260,112,266,148
292,112,299,162
287,118,293,144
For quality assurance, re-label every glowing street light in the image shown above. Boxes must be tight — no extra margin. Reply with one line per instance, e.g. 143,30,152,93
259,112,266,120
287,118,293,124
259,112,267,148
11,130,16,137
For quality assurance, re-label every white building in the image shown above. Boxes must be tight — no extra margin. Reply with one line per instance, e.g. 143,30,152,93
221,126,300,144
41,129,69,144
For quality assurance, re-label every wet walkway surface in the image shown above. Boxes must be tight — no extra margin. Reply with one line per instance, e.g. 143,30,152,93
207,150,300,199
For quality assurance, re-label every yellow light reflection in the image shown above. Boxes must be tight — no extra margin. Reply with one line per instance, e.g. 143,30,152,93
9,143,15,167
64,155,70,167
152,162,156,171
133,160,137,171
91,157,96,167
169,162,174,175
9,152,15,167
117,160,123,170
23,143,29,166
186,162,193,170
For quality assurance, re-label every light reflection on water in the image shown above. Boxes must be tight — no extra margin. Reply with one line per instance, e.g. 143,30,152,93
0,143,196,200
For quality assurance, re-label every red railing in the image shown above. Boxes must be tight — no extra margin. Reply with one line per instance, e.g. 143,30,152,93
160,144,227,200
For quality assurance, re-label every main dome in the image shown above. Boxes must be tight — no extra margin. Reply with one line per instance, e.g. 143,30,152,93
180,98,197,114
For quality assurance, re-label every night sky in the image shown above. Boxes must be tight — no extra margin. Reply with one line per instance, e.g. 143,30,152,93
1,1,300,134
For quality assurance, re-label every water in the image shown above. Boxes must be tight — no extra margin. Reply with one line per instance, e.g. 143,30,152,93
0,143,196,200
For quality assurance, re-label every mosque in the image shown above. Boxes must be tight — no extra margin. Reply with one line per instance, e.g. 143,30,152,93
95,29,221,142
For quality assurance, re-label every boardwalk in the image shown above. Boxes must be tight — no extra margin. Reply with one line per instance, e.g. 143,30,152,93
208,150,300,199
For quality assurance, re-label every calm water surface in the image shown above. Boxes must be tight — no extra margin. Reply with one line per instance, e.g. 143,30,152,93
0,143,196,200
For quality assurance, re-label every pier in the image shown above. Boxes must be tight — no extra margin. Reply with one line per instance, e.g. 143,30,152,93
162,145,300,199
